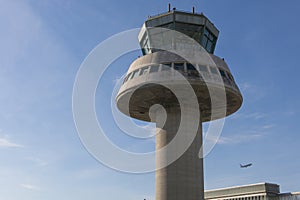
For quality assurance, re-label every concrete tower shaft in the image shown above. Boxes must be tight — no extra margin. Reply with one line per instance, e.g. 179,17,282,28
155,106,204,200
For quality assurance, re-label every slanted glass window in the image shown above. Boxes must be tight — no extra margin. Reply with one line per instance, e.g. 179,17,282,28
227,72,234,81
123,72,132,83
199,65,208,72
161,63,172,71
210,67,219,75
145,42,151,53
140,36,150,55
142,48,147,55
174,22,202,42
174,63,184,72
149,65,159,73
187,63,199,77
219,69,227,78
201,28,217,53
206,41,213,53
187,63,196,71
131,69,140,79
140,66,150,76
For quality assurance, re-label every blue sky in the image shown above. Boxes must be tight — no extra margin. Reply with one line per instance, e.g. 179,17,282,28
1,0,300,199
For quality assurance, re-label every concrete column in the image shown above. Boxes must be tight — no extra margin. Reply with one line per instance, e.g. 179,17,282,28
155,106,204,200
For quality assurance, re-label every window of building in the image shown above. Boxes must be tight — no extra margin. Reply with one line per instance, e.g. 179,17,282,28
131,69,140,79
161,63,172,71
140,36,150,55
149,65,159,73
227,73,234,81
210,67,219,75
199,65,208,72
174,63,184,72
201,28,217,53
187,63,200,77
186,63,196,71
123,72,132,83
206,40,213,52
219,69,227,78
140,66,150,76
174,22,202,42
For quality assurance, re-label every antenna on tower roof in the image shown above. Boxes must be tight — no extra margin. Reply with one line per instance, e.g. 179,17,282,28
168,3,171,12
192,6,195,14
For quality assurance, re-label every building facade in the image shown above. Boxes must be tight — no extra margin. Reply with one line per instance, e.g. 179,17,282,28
205,183,300,200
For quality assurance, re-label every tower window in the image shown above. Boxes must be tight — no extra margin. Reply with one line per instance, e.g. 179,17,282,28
201,28,217,53
161,63,172,71
187,63,196,71
219,69,231,85
227,73,234,81
210,67,219,75
199,65,208,72
150,65,159,73
187,63,200,77
140,66,150,75
131,69,140,79
123,72,132,83
219,69,227,78
174,22,203,42
174,63,184,72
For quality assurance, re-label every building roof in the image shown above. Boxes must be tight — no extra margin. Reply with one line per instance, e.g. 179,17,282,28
205,183,280,199
144,10,219,37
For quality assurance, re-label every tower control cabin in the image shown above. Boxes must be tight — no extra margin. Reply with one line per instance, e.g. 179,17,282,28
116,9,243,200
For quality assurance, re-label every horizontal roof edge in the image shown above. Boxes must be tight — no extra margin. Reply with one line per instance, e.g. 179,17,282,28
145,11,219,34
205,182,279,193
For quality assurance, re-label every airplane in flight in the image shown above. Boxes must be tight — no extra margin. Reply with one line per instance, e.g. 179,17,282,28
240,163,253,168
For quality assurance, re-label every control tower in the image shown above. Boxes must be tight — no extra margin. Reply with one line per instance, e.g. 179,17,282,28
116,7,242,200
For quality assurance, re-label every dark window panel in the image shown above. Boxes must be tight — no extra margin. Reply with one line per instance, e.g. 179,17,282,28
219,69,226,77
174,63,184,71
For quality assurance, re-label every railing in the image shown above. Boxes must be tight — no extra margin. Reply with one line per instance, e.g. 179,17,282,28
147,9,204,20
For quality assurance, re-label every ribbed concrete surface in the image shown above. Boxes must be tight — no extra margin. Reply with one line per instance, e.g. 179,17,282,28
155,107,204,200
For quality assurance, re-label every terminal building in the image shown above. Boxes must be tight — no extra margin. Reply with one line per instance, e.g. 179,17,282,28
205,183,300,200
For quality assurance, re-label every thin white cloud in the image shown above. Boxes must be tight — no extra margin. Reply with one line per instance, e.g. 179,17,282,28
20,184,40,191
206,124,273,145
231,112,266,120
239,82,267,101
217,133,264,145
240,82,252,92
113,76,123,84
262,124,275,129
0,138,23,148
245,112,266,120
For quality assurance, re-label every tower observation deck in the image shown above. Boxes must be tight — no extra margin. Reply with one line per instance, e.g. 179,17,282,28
116,8,243,200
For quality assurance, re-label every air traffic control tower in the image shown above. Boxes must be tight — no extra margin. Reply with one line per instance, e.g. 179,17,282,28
116,7,243,200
